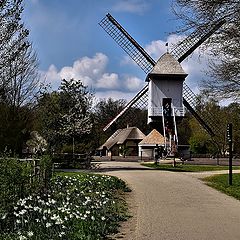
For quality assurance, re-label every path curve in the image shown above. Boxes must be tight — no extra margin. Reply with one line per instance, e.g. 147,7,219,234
95,161,240,240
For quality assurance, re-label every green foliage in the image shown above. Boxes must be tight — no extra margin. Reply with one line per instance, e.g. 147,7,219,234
92,98,127,148
0,155,53,227
223,103,240,154
39,155,53,188
61,141,93,154
119,145,130,158
187,97,237,155
0,157,32,214
35,91,62,151
177,114,192,144
189,135,208,154
36,79,93,153
203,174,240,200
188,115,216,154
0,104,34,155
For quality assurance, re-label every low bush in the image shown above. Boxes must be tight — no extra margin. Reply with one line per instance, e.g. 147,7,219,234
0,173,130,240
0,155,53,232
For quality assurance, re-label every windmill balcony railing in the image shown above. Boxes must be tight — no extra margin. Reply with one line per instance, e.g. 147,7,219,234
149,107,184,117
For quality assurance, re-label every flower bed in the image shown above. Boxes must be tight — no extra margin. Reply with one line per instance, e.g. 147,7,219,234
0,173,130,240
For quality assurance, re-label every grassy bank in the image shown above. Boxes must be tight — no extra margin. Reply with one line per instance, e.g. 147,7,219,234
0,172,130,240
142,163,239,172
203,174,240,200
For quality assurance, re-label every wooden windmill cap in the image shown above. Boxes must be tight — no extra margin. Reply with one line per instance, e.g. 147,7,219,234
146,52,188,81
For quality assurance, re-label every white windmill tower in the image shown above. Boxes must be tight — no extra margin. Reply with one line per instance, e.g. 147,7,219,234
147,52,188,150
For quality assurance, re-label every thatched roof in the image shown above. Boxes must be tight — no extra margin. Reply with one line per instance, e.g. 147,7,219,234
99,127,146,150
139,129,165,146
147,53,187,79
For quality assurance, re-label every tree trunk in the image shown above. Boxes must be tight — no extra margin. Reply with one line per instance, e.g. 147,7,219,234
72,136,75,158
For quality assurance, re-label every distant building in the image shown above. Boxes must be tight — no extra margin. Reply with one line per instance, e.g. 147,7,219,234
98,127,145,157
139,129,165,158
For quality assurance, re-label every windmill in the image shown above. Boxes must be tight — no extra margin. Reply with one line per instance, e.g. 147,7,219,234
99,13,225,154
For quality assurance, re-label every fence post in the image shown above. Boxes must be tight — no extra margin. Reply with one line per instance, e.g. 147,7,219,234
227,123,233,185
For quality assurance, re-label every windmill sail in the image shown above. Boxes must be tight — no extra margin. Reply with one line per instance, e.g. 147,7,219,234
99,13,224,137
99,13,154,131
103,85,148,131
170,19,226,137
99,13,155,73
182,84,220,137
171,19,226,63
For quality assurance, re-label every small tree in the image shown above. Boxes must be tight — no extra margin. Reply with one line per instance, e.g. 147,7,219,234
26,131,47,156
59,79,93,155
61,103,92,156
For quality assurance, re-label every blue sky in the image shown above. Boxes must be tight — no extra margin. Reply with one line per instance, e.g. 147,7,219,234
23,0,209,100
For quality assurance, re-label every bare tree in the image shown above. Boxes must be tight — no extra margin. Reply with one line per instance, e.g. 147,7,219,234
173,0,240,100
0,0,40,107
0,0,41,154
5,42,40,108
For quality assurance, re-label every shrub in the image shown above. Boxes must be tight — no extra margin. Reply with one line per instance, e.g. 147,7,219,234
0,155,53,233
0,173,130,240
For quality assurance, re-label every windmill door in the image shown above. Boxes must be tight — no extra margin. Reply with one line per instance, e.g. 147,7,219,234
163,98,172,117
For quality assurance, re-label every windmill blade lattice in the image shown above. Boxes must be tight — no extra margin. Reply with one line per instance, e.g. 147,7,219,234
99,13,156,74
103,85,148,131
183,84,221,137
170,19,226,63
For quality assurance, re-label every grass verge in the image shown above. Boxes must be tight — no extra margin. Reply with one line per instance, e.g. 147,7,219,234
0,171,131,240
203,174,240,200
142,163,239,172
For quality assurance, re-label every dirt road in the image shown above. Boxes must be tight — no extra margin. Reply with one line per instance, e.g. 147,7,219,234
97,161,240,240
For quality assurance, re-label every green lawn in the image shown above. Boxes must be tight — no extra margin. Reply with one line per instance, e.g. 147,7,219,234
142,163,240,172
203,174,240,200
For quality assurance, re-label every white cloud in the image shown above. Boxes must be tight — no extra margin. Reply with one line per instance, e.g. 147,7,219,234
59,52,108,87
112,0,150,14
41,53,143,96
145,34,186,61
124,76,143,92
45,64,59,82
96,73,120,89
95,90,135,102
39,64,60,89
181,47,210,89
168,34,186,49
145,40,166,61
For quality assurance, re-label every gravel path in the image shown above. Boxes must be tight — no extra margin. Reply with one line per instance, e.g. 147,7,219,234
95,161,240,240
